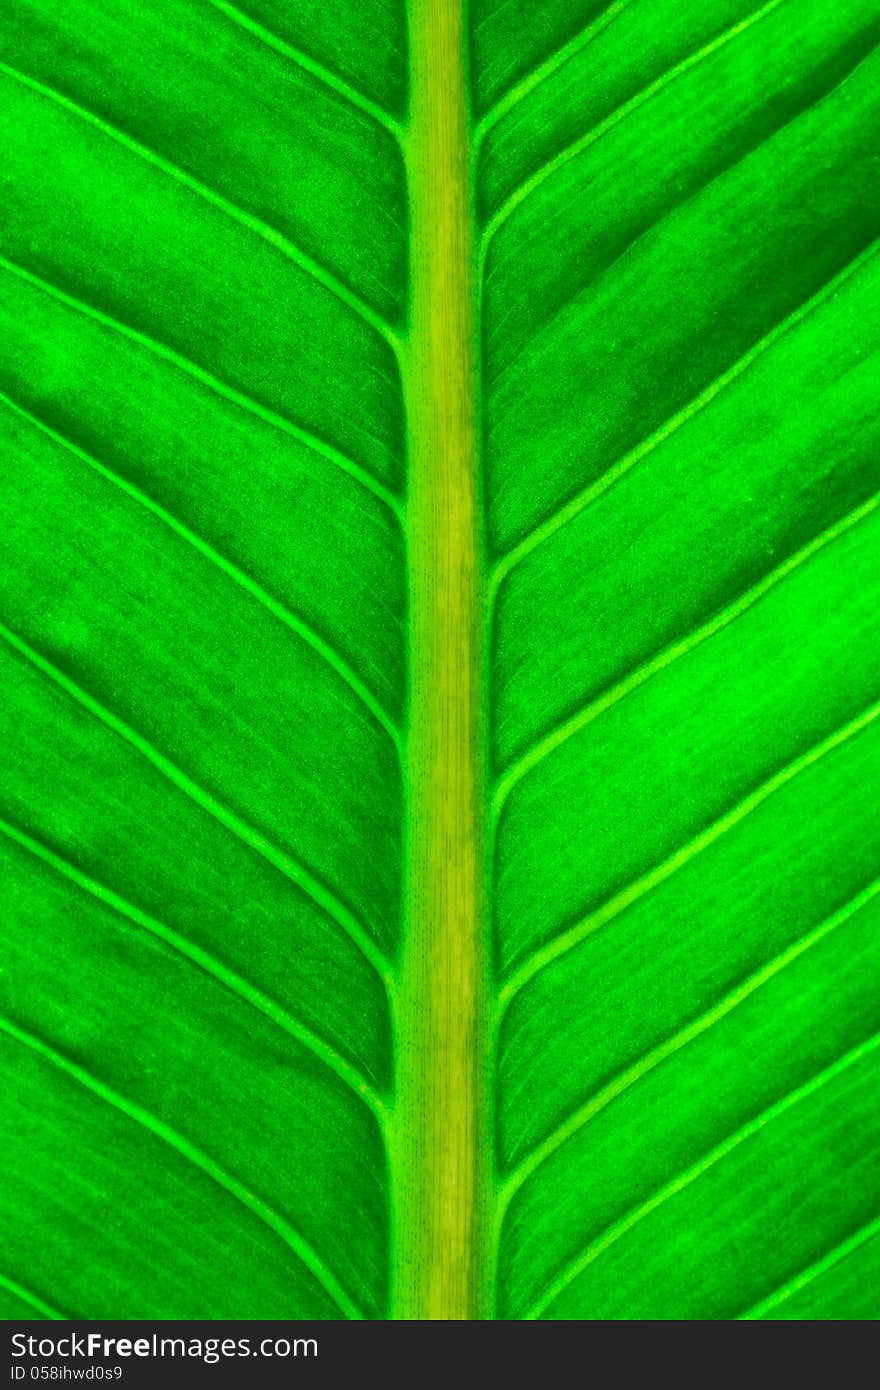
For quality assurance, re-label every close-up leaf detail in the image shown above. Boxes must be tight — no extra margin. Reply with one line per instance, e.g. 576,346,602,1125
1,0,879,1321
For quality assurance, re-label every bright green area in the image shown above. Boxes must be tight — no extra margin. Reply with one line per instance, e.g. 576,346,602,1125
2,0,879,1321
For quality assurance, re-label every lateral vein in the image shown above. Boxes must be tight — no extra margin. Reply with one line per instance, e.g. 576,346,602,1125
0,1272,65,1320
480,0,783,249
475,0,636,141
522,1029,880,1318
0,60,401,357
492,491,879,818
498,874,880,1204
0,814,388,1124
0,1015,365,1320
0,256,402,520
499,697,880,1006
205,0,403,140
0,390,401,757
489,236,880,590
483,36,880,399
0,620,393,991
736,1213,880,1319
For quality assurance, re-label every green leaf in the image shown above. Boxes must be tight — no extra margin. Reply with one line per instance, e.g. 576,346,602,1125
2,0,879,1323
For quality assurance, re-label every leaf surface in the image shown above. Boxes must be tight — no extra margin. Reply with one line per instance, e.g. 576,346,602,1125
481,0,880,1319
0,0,405,1321
2,0,879,1322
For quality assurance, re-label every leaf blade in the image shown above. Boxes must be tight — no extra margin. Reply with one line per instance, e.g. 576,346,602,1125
482,0,880,1319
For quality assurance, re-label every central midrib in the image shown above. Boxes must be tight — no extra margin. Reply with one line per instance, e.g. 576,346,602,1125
391,0,489,1320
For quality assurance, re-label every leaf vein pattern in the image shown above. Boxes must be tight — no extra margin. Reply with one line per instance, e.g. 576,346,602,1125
0,620,392,989
736,1213,880,1318
522,1029,880,1318
498,875,880,1202
489,239,880,587
484,41,880,391
0,1015,364,1320
0,391,401,754
0,61,400,354
499,699,880,1006
481,0,783,249
0,257,402,518
0,814,387,1122
0,1273,64,1320
206,0,402,139
475,0,636,139
492,492,880,815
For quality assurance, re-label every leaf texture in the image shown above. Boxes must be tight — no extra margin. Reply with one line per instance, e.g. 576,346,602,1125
0,0,406,1321
480,0,880,1319
2,0,879,1323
